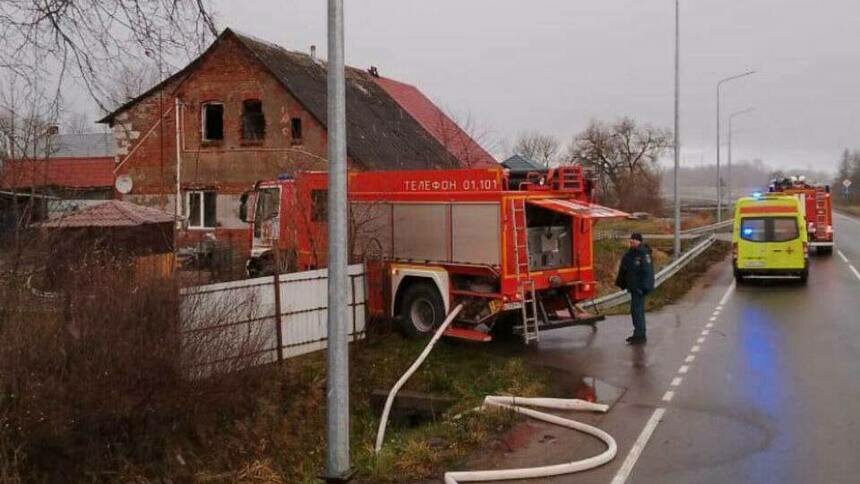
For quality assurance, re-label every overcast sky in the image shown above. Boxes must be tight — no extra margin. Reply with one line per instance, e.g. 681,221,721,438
200,1,860,172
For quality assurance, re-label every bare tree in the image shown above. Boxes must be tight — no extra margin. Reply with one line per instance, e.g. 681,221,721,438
64,111,91,135
566,117,671,211
0,1,218,115
104,62,163,111
512,131,560,167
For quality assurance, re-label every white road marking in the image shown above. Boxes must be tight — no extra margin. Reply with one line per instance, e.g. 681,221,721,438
612,278,736,483
709,316,718,322
701,329,710,336
711,311,720,316
611,408,666,484
706,323,714,328
718,280,736,306
716,305,723,310
850,265,860,281
837,249,849,262
697,337,706,344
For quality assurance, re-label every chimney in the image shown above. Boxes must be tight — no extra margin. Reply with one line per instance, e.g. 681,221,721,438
310,45,317,61
368,66,379,78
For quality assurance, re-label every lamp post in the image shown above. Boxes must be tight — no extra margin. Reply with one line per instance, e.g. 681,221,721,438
672,0,681,259
716,70,755,222
325,0,350,481
727,107,754,213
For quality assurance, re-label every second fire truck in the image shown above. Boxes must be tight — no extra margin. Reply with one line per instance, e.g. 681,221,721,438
240,166,626,343
768,176,834,254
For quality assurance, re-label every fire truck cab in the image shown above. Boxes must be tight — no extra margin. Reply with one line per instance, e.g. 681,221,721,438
240,166,626,343
768,176,834,255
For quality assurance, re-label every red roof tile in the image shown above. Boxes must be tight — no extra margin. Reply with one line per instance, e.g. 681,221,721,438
36,200,175,228
0,156,115,190
373,77,497,168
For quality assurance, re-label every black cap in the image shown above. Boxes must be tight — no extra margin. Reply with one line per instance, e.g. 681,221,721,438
630,232,643,242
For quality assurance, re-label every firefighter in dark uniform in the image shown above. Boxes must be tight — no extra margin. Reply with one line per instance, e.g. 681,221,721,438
615,233,655,345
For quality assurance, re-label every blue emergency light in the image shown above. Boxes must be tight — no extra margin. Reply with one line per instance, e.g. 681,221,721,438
752,191,763,199
743,228,754,236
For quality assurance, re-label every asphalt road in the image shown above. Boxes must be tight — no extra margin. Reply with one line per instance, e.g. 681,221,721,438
456,211,860,484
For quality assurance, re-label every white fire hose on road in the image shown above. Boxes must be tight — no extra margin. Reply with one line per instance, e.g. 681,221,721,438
374,304,618,482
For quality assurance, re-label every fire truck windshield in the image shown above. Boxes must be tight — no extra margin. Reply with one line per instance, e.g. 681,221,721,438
253,188,280,238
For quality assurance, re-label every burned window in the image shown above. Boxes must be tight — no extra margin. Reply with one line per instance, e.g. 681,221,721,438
290,117,302,143
202,102,224,141
311,189,327,222
187,191,217,228
241,99,265,141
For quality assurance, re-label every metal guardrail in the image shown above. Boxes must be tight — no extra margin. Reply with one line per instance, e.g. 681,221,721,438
581,234,718,312
594,219,732,241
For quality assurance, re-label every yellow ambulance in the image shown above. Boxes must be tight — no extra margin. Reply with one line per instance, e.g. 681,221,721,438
732,194,809,284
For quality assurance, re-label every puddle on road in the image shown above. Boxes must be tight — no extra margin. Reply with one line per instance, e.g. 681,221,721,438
572,375,625,406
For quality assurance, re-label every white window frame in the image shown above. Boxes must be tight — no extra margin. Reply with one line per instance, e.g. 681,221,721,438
186,190,217,230
201,101,224,142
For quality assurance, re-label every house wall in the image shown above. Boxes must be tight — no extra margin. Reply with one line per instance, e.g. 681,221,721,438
110,35,347,253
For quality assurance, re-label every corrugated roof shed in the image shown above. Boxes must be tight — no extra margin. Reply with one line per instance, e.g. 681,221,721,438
36,200,174,228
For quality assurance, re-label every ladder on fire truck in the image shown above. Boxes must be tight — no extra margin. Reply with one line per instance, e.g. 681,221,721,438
815,190,828,236
511,198,540,344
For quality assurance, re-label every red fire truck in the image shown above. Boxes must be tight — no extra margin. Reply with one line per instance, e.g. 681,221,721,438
768,176,834,255
240,166,626,343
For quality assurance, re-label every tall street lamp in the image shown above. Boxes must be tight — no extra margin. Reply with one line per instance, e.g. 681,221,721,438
728,107,754,212
673,0,681,259
716,70,755,222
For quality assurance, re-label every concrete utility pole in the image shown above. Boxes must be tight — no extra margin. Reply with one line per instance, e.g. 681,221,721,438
325,0,350,481
673,0,681,259
728,107,754,213
715,70,755,222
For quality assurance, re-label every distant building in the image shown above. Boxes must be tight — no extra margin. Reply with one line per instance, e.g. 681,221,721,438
0,132,115,232
501,154,544,173
97,28,496,251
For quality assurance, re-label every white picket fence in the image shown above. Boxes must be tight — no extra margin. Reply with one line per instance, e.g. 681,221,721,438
180,264,366,377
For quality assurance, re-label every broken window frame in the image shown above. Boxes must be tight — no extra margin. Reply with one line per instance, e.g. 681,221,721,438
241,99,266,142
186,190,217,229
290,117,303,144
201,101,224,142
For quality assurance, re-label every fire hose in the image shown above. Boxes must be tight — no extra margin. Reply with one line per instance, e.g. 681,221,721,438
374,304,617,482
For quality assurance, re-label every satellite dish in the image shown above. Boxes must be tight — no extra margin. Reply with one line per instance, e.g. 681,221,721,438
115,175,133,194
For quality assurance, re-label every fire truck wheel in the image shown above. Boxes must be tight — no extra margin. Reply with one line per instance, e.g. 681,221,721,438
398,282,445,338
817,246,833,256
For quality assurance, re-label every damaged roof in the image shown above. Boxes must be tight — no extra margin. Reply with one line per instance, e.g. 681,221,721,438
232,31,463,171
101,28,478,171
37,200,175,228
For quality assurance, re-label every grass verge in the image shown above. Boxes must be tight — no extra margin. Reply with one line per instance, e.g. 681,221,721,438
125,335,551,483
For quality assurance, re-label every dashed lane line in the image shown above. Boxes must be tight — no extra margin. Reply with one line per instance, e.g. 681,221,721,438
610,408,667,484
611,280,736,483
850,265,860,281
701,329,710,336
837,249,849,263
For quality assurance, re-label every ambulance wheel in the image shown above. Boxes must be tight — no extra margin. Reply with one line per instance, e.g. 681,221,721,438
733,269,745,285
799,268,809,285
398,282,445,338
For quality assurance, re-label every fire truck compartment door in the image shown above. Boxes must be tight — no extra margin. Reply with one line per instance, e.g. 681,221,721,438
526,198,628,219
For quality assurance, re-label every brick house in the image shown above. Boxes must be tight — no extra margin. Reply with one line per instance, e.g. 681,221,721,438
98,28,496,251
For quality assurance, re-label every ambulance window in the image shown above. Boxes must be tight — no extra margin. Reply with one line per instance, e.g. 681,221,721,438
771,217,799,242
740,218,767,242
311,189,327,222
